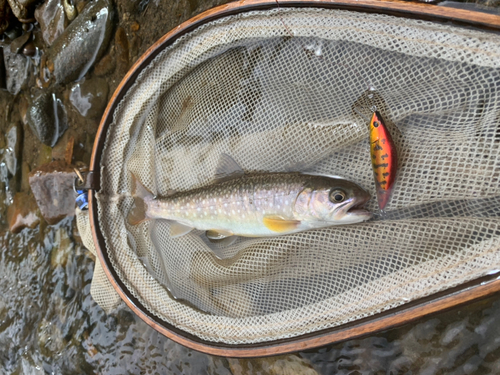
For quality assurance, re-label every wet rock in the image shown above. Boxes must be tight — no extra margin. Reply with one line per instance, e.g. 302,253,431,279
115,26,129,76
130,21,139,32
129,33,141,62
29,160,77,225
69,76,108,119
3,45,28,94
228,355,320,375
22,40,35,56
0,47,5,90
117,0,140,14
62,0,76,21
75,0,87,13
9,31,31,53
51,133,74,164
51,225,74,268
20,160,30,192
26,89,68,146
34,0,68,46
19,93,29,125
0,0,11,35
4,122,22,176
37,144,53,167
6,0,28,20
45,0,114,84
7,192,40,233
93,51,115,76
4,24,22,40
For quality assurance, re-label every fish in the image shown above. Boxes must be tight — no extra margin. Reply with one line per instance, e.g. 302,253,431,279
128,154,372,244
369,111,397,211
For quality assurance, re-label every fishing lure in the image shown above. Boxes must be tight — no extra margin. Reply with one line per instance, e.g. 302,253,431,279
369,111,397,211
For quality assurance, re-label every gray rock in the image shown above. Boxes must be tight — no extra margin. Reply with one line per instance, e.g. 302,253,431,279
34,0,68,46
29,160,77,225
4,123,22,176
3,45,28,95
69,76,108,119
9,31,30,53
26,90,68,147
45,0,114,84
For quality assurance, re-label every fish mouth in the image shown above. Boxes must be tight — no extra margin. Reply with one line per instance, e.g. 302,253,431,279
345,195,372,218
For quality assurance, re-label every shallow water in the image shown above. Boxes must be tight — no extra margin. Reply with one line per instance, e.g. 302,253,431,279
3,218,500,374
1,0,500,373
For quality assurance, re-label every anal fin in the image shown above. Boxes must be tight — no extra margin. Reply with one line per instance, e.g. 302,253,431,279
170,222,194,238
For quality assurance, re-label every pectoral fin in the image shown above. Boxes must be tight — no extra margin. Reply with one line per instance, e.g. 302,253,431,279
263,215,300,233
170,222,194,238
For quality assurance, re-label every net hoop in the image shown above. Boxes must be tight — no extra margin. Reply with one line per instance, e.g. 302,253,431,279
89,0,500,357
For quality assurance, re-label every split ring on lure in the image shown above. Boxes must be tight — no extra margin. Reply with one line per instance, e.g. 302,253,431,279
369,111,397,211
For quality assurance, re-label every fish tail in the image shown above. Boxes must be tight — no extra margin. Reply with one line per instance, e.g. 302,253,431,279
127,173,154,225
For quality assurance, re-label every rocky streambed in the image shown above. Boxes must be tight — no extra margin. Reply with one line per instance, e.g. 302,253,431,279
1,0,500,373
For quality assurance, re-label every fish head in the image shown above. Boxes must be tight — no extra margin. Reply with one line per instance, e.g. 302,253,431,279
294,177,372,225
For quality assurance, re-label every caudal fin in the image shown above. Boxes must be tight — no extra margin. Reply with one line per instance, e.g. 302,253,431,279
127,174,154,225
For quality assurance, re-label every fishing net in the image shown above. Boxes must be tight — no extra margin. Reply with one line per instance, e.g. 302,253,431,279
79,7,500,344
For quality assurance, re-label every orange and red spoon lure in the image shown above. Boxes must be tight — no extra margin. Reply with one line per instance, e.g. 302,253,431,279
369,111,397,211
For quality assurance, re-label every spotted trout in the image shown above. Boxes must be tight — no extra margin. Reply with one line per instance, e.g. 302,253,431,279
128,155,372,243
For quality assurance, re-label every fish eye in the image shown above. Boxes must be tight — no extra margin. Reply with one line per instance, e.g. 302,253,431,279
373,121,380,128
329,190,346,203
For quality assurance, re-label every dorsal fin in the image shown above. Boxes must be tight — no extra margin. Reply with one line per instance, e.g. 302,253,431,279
214,153,245,183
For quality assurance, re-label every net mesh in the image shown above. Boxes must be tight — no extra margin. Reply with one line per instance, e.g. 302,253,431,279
90,8,500,344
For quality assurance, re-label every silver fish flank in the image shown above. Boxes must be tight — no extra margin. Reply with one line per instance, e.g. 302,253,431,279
128,157,371,242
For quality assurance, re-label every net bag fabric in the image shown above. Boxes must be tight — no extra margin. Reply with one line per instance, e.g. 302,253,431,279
88,8,500,344
76,208,121,312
